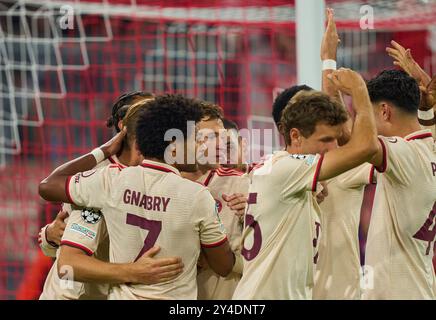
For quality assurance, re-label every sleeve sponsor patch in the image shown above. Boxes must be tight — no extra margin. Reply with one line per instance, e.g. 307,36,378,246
304,154,317,166
289,154,307,160
81,208,102,224
289,154,317,166
70,223,97,240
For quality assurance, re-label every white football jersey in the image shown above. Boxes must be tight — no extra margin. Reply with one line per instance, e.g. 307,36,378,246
65,159,227,300
363,130,436,300
232,151,323,300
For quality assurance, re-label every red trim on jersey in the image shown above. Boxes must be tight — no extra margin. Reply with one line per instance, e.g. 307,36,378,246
369,166,376,185
201,236,228,248
203,170,215,186
65,176,76,206
311,154,324,192
375,138,387,173
249,162,264,173
406,132,433,141
60,240,93,256
109,164,123,171
216,167,244,177
108,156,126,168
140,162,177,174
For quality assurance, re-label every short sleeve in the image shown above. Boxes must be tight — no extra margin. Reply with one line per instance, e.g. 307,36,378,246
60,209,107,256
337,163,376,188
375,136,415,185
192,189,228,248
278,153,324,199
66,166,119,209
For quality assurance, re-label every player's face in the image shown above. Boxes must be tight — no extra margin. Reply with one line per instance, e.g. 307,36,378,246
300,123,342,155
222,129,242,168
196,118,227,169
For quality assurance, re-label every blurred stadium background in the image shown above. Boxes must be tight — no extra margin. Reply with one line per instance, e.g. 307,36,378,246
0,0,435,299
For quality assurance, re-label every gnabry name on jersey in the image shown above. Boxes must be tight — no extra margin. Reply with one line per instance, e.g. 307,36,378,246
123,189,170,212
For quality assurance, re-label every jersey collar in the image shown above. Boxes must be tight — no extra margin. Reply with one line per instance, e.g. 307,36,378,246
108,155,126,168
404,129,433,141
140,159,181,175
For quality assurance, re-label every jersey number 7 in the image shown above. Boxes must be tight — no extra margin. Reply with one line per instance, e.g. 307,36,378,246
126,213,162,261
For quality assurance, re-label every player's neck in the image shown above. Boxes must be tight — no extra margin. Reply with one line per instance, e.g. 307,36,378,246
285,144,302,155
387,118,422,138
181,165,213,181
117,148,139,166
181,170,203,181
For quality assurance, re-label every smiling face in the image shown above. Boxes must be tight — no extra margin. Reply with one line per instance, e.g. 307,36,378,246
196,117,227,169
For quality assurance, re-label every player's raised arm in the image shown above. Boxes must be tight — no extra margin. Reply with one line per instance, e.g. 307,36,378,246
386,40,432,88
58,245,184,285
320,8,352,145
386,41,436,133
418,75,436,136
321,8,343,104
317,68,379,181
38,129,126,203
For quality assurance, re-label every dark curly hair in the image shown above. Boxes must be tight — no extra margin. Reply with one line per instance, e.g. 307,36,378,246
107,91,155,132
281,91,348,146
136,94,204,160
199,101,224,121
366,69,420,115
272,85,313,128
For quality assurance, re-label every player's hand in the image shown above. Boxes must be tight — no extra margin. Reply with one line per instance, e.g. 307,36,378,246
386,40,431,86
327,68,366,96
315,182,329,204
419,75,436,111
321,8,340,60
46,210,69,246
99,127,127,159
129,246,184,284
222,193,247,221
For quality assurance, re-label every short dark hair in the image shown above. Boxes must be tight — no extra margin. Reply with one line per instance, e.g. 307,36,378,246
281,91,348,146
223,118,239,131
136,94,204,161
272,85,313,128
366,69,420,114
107,91,154,132
199,101,224,121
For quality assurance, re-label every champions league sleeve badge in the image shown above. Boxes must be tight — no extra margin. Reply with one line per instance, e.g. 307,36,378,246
81,208,102,224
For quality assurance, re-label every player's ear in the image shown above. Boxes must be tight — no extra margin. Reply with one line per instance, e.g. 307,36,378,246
117,119,124,131
290,128,301,147
381,103,392,121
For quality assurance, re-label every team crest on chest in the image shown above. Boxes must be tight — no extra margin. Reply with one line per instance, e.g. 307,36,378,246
81,208,102,224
